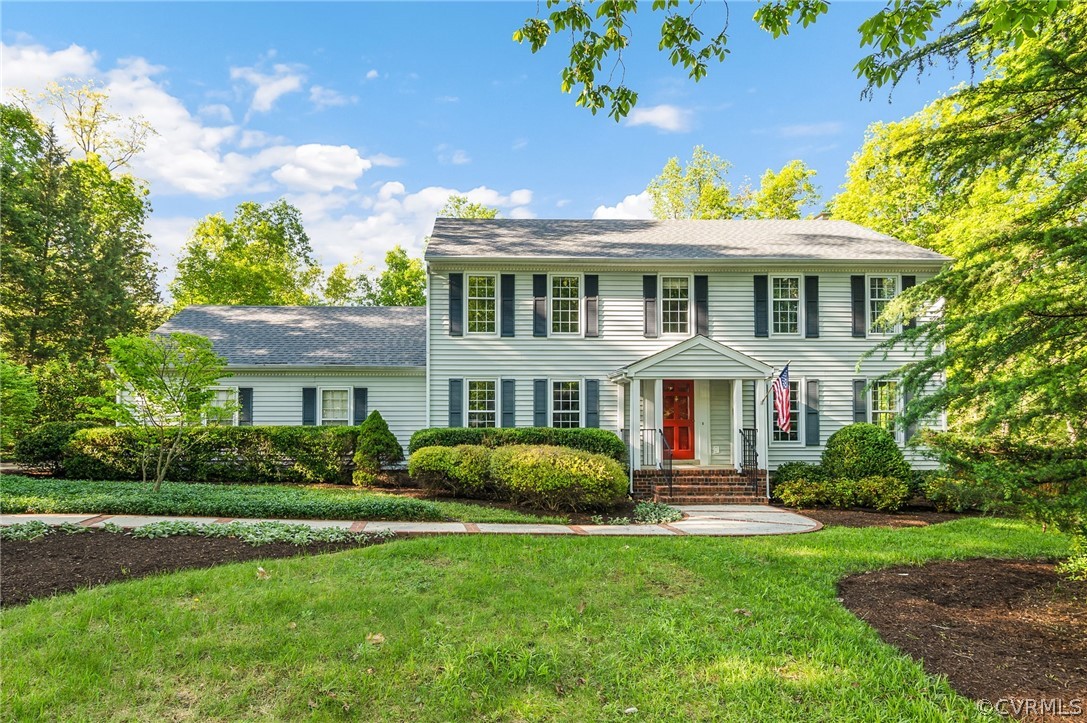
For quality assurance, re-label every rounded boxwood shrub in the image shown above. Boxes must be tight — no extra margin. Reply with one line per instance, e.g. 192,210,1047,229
774,476,832,508
849,475,911,511
408,427,627,466
407,445,492,497
821,423,911,482
14,421,98,472
489,445,627,512
353,410,404,486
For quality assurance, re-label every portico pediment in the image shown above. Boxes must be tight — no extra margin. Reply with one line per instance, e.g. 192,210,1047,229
611,335,774,380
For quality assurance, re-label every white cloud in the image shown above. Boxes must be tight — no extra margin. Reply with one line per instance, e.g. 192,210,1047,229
369,153,404,167
556,199,571,208
230,63,305,113
378,181,405,200
365,69,379,80
309,85,355,110
508,207,537,219
626,104,692,133
198,103,234,123
144,215,197,290
436,144,471,165
0,41,97,92
592,191,653,219
778,121,844,138
271,144,371,192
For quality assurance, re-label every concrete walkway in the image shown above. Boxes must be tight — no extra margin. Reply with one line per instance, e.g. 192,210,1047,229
0,505,820,537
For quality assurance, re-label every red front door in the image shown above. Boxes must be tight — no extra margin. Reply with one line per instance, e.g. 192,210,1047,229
663,380,695,460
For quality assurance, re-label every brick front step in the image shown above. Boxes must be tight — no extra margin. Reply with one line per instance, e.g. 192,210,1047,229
633,467,768,502
655,494,766,505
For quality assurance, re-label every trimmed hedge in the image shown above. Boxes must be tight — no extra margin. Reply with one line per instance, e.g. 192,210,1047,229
13,421,98,472
821,423,911,481
408,427,627,466
774,474,912,512
408,445,492,497
489,445,627,512
64,426,359,484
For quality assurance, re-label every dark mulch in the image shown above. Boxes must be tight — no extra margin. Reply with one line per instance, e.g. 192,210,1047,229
0,530,387,608
785,506,970,528
840,559,1087,721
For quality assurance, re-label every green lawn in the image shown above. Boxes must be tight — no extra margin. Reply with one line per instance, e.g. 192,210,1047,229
0,475,566,524
1,518,1068,721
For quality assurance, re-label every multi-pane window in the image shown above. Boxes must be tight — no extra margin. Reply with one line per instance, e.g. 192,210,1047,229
207,388,237,426
320,389,350,426
869,276,899,334
551,380,581,428
772,381,800,442
467,275,497,334
661,276,690,334
467,380,497,428
772,277,801,335
870,381,899,433
551,276,581,334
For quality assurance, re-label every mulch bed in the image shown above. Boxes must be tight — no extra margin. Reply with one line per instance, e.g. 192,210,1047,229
0,531,388,608
786,506,970,528
840,559,1087,721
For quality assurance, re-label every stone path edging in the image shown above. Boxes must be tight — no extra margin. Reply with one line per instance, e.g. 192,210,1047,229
0,506,821,537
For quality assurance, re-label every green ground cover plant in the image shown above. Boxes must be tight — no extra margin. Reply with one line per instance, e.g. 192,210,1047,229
0,518,1068,721
0,476,566,525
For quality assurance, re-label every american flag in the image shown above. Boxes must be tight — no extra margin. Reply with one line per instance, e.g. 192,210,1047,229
771,364,791,433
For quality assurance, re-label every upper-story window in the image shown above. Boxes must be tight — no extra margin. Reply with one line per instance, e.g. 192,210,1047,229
467,274,497,334
772,277,800,335
868,276,899,334
551,275,581,335
870,380,899,433
466,379,496,428
551,380,581,428
661,276,690,335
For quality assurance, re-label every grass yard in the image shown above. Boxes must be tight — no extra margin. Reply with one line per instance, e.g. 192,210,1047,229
0,475,566,524
1,518,1070,721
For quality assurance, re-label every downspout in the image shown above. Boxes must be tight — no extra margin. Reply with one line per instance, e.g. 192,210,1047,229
424,266,432,430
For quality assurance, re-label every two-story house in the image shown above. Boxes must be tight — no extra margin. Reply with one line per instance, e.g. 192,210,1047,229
159,218,948,502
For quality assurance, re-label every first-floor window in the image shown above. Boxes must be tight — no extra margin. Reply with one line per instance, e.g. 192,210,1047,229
771,381,800,442
207,388,237,426
321,388,350,426
467,380,496,428
870,381,899,432
552,380,581,428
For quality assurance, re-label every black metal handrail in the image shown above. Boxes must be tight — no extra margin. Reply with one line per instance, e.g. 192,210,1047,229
619,427,674,494
739,427,758,475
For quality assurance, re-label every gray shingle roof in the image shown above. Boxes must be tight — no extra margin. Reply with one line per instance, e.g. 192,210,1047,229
156,306,426,367
426,218,949,263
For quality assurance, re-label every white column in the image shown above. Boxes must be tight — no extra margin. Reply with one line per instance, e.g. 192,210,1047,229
629,377,642,477
755,377,768,472
732,379,744,469
653,379,664,466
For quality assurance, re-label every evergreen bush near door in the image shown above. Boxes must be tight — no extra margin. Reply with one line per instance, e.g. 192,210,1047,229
821,423,911,481
408,427,628,466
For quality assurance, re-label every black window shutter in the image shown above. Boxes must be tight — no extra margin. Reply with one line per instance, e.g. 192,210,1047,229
584,274,600,338
533,274,547,337
448,273,464,337
694,275,709,336
852,379,868,423
851,275,867,338
500,274,516,337
533,379,548,427
302,387,317,426
501,379,516,428
585,379,600,428
643,275,658,338
448,379,464,427
238,387,253,426
805,380,819,446
753,275,769,338
901,275,917,330
353,387,368,424
804,276,819,338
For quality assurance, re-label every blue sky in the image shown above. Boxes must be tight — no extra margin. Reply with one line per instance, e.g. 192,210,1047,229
3,2,961,291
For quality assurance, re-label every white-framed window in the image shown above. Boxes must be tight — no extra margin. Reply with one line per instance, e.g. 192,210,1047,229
771,380,801,443
466,379,497,428
661,275,691,335
551,380,581,428
550,274,581,335
870,380,899,434
466,274,497,335
206,387,238,426
868,275,900,335
771,276,801,335
320,388,350,426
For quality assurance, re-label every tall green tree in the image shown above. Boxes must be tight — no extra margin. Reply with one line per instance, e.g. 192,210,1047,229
0,104,159,366
746,160,820,219
438,194,499,219
171,200,323,307
358,246,426,307
0,355,38,449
